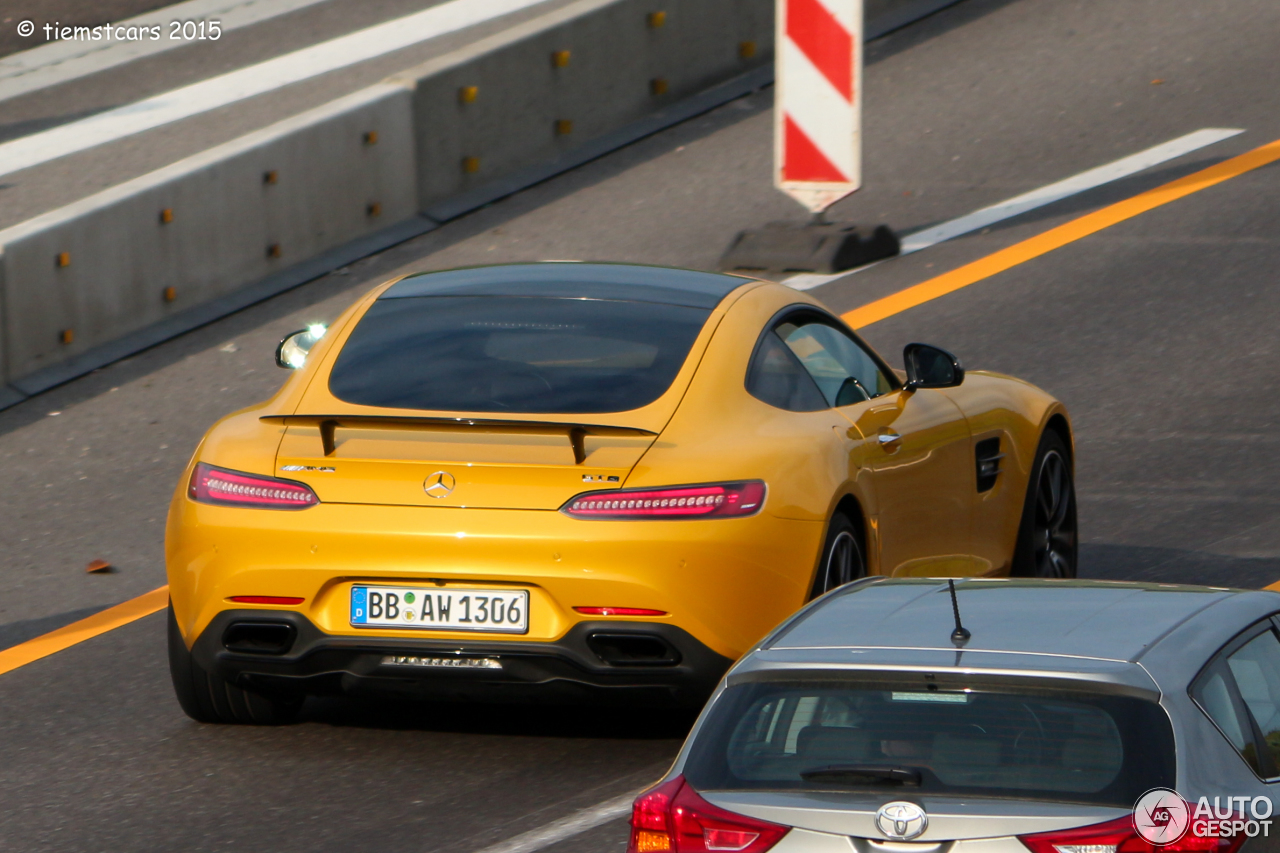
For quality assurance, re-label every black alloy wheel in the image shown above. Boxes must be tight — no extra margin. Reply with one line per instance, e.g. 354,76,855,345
1012,430,1078,578
811,513,866,598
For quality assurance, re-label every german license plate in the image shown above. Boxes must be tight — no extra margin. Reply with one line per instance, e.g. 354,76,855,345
350,585,528,633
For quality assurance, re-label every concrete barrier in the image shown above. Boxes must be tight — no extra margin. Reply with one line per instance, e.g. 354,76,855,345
0,84,417,393
0,0,962,404
399,0,772,218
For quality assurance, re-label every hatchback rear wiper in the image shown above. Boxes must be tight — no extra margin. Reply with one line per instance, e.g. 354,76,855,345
799,765,922,787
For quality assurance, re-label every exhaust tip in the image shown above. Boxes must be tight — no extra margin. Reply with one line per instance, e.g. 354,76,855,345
222,621,297,655
586,632,681,667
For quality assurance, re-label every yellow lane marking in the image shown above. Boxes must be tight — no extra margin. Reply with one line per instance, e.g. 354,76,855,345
1266,581,1280,592
842,136,1280,329
0,585,169,677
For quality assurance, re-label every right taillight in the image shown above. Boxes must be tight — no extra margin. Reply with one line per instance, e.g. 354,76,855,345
628,776,788,853
563,482,765,520
1019,814,1246,853
188,462,319,510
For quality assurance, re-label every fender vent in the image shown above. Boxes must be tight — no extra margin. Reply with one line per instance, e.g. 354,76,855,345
975,437,1003,493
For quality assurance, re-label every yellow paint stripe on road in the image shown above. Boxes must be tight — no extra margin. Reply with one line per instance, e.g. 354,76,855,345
1265,580,1280,592
0,585,169,677
842,136,1280,329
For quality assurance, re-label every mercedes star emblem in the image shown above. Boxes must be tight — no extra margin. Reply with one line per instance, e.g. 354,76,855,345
875,802,928,841
423,471,456,498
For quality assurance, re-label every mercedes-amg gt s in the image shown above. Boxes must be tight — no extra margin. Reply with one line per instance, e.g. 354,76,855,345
165,263,1075,723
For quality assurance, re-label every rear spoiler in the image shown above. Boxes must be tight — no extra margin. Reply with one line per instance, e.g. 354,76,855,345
259,415,657,464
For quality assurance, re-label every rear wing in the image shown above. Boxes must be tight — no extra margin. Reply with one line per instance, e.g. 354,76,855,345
260,414,656,463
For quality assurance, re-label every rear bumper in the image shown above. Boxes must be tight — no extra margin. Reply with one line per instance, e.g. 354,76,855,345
166,499,826,662
193,609,734,707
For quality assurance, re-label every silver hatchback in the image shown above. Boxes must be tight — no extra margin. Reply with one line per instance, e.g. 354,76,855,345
628,578,1280,853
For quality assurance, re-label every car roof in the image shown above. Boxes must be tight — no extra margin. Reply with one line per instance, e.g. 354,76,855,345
381,262,753,309
765,578,1249,663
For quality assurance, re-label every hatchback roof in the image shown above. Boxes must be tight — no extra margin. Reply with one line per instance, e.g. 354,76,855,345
381,263,752,308
767,578,1241,663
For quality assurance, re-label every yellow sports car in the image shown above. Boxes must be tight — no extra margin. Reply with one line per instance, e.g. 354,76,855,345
165,263,1075,723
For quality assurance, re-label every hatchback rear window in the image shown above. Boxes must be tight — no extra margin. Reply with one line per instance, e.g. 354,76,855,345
682,681,1175,807
328,296,711,414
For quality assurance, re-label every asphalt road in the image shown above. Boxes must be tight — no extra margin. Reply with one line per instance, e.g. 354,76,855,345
3,0,1280,850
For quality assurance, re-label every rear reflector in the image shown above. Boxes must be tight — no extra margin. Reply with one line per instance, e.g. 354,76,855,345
575,607,668,616
190,462,319,509
562,482,765,519
1019,814,1246,853
628,775,787,853
229,596,306,605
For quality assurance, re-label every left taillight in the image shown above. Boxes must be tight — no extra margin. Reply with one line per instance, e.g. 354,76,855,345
562,482,765,520
188,463,319,510
628,776,788,853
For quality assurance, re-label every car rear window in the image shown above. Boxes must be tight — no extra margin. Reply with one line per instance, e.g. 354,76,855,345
682,681,1175,807
328,296,712,414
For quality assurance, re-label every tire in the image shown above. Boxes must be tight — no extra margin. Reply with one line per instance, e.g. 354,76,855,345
167,603,302,725
810,513,867,598
1011,430,1078,578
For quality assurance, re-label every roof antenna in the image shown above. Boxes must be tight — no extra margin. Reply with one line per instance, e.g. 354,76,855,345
948,579,970,648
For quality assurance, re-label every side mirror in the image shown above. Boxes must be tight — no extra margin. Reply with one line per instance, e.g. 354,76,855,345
903,342,964,390
275,325,327,369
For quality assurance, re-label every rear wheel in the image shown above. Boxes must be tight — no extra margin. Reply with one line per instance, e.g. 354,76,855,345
167,603,302,725
1011,430,1078,578
811,513,866,598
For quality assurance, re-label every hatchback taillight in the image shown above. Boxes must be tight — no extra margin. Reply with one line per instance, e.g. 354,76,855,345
1019,814,1246,853
189,463,319,509
563,482,765,519
628,776,787,853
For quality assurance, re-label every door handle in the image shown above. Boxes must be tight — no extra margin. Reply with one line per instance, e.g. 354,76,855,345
878,432,902,446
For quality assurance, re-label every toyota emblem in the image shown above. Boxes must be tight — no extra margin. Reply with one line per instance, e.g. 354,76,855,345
423,471,456,498
875,802,928,841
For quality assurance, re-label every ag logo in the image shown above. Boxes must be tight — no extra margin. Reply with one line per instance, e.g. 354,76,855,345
875,802,928,841
423,471,456,499
1133,788,1190,845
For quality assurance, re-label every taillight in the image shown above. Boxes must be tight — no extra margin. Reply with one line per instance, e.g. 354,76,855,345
563,482,765,519
628,776,788,853
1019,814,1246,853
188,463,319,510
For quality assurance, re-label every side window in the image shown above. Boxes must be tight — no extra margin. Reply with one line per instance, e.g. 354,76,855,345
745,332,828,412
1191,621,1280,777
776,320,893,407
1228,631,1280,767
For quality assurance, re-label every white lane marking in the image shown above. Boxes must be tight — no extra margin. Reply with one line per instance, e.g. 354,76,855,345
471,790,638,853
0,0,337,103
786,127,1244,291
0,0,554,179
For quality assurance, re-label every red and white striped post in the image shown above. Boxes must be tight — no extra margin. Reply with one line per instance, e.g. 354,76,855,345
719,0,898,273
775,0,863,214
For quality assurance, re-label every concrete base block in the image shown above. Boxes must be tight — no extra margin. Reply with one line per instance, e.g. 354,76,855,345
719,221,900,275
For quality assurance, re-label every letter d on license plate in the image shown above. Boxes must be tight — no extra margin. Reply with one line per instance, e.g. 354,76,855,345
350,585,528,634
